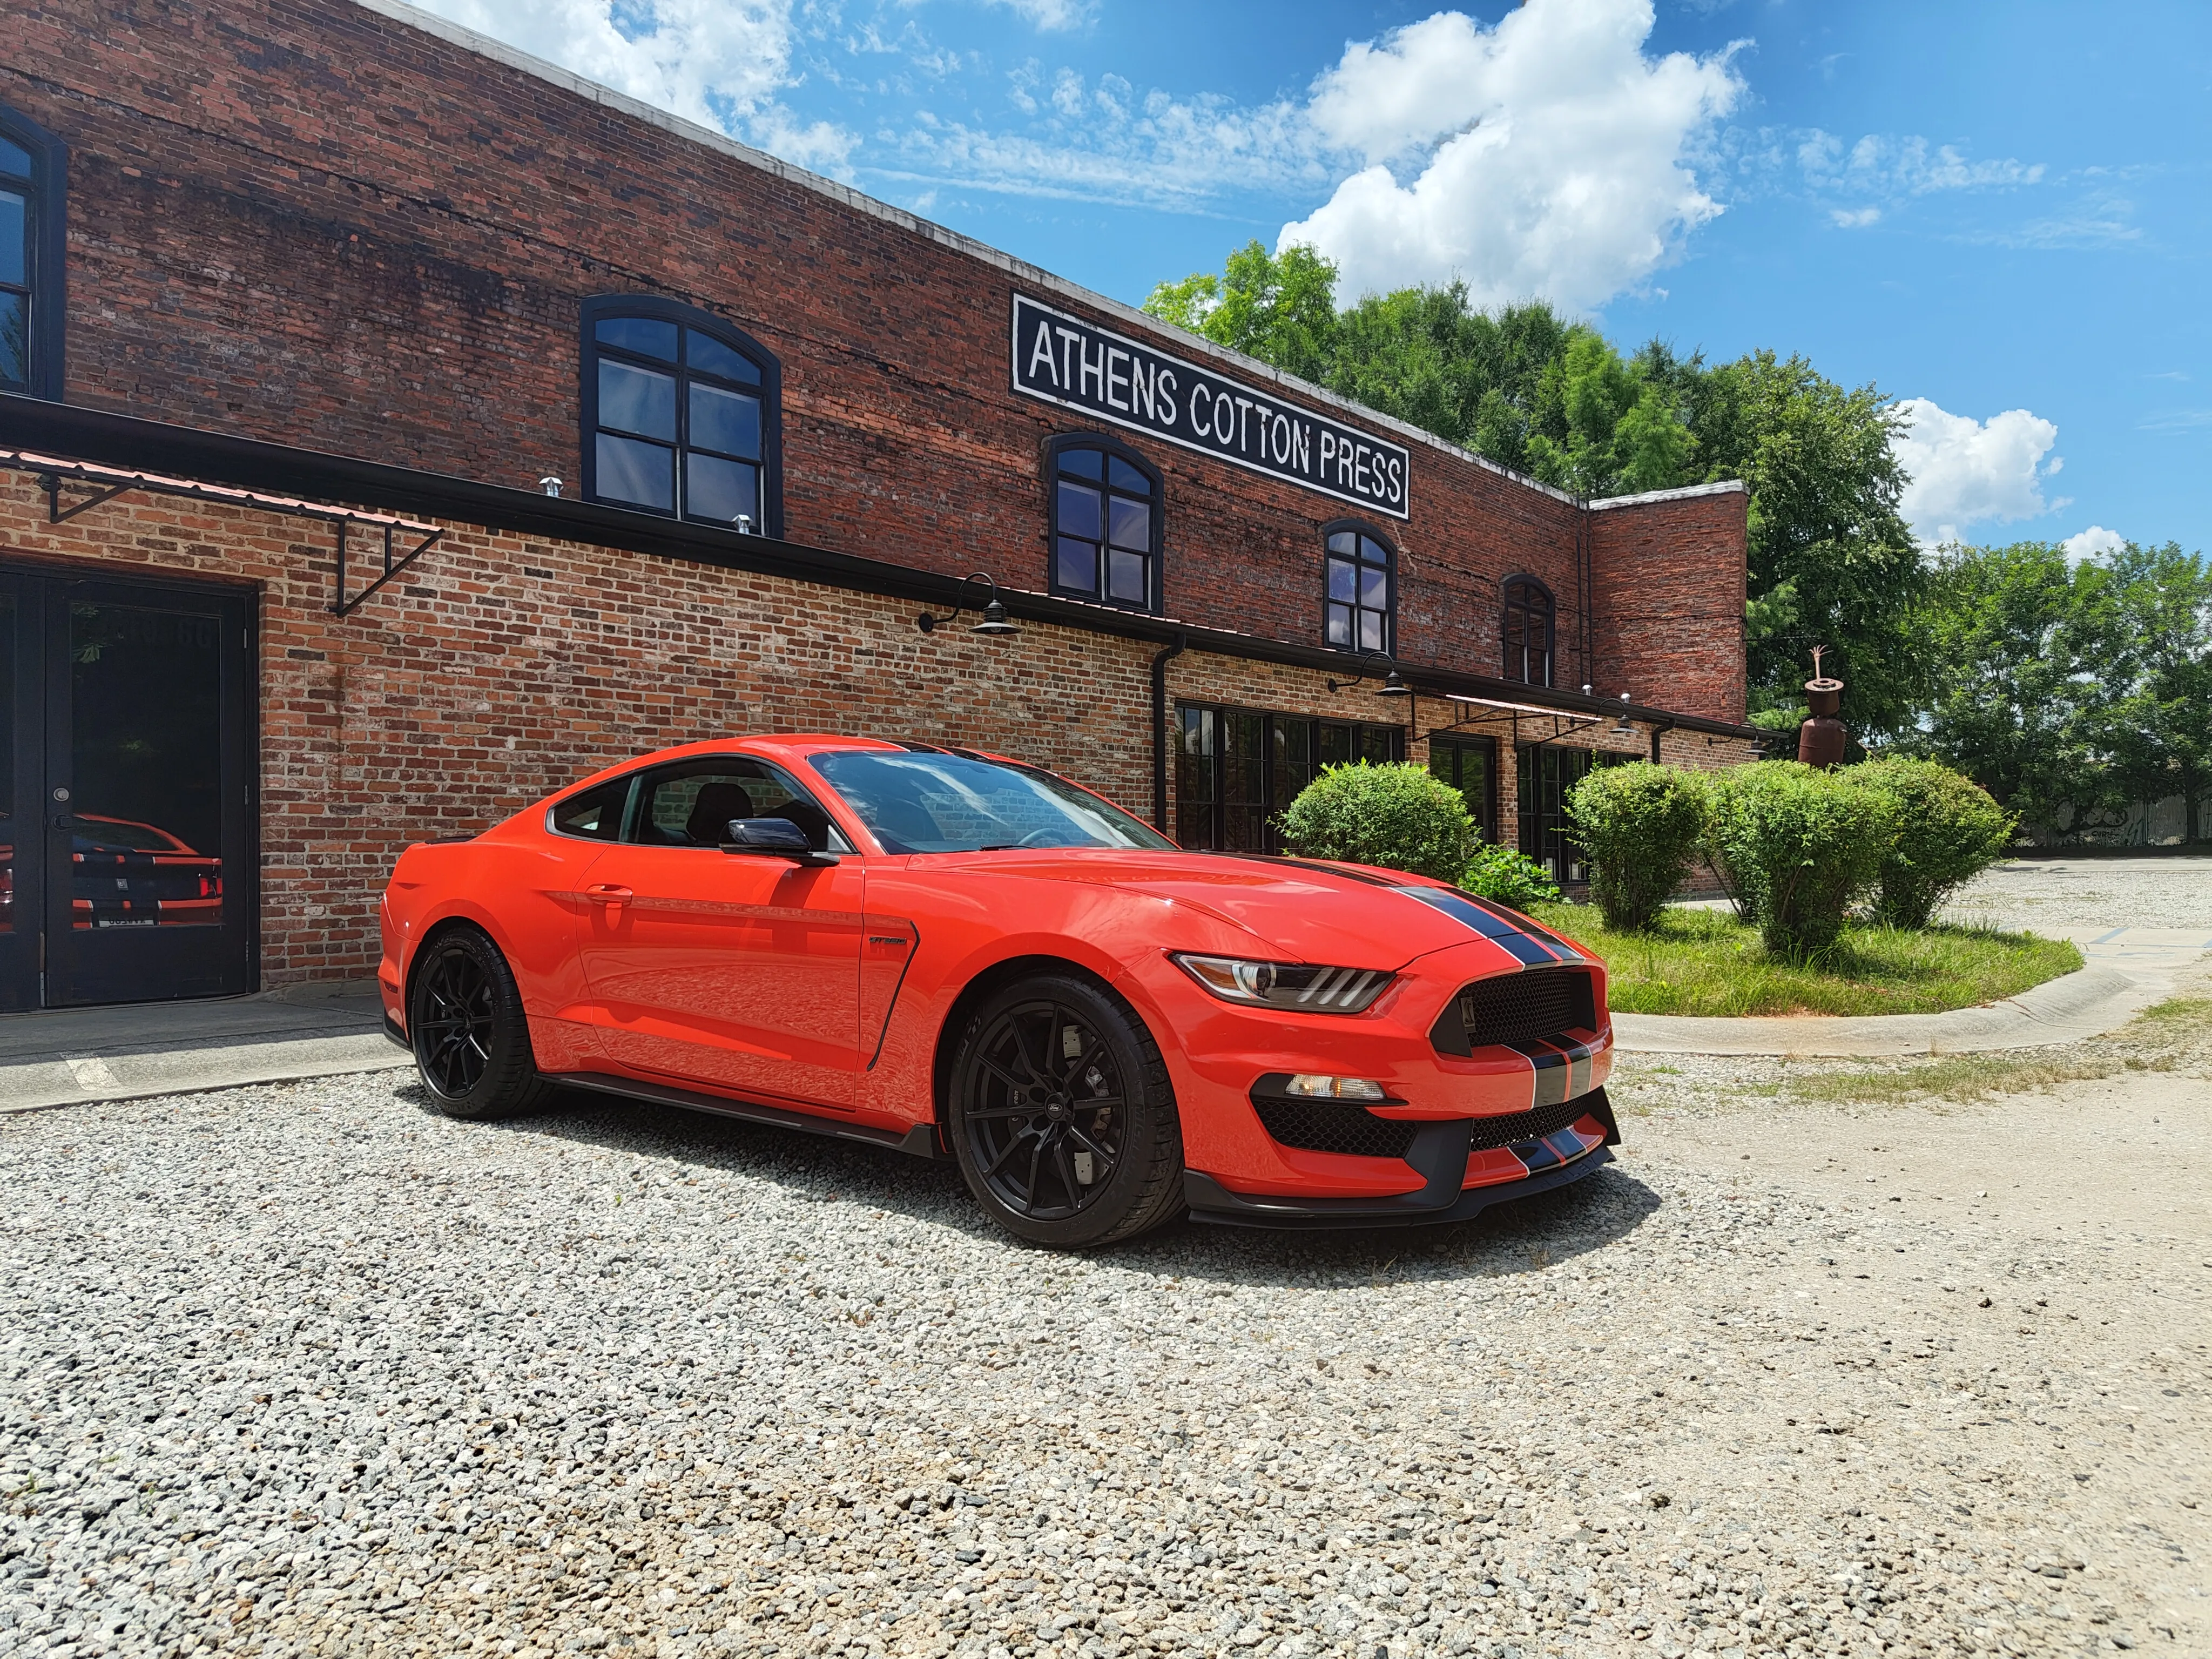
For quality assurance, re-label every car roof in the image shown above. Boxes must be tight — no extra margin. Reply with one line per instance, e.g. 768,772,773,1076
549,734,1026,796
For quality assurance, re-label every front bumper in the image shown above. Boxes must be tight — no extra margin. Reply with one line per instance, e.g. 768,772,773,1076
1183,1089,1620,1230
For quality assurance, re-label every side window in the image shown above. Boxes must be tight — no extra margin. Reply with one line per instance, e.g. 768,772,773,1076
630,758,849,852
0,104,68,400
581,295,782,536
1048,435,1162,612
548,775,632,841
1502,576,1555,687
1324,524,1395,655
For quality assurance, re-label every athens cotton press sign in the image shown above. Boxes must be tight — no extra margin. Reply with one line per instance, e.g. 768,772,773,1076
1010,294,1411,520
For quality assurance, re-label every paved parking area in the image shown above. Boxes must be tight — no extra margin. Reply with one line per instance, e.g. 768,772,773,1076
1943,854,2212,934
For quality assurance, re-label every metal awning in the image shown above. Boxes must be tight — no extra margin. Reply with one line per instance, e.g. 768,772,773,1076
1,449,443,616
1440,692,1603,720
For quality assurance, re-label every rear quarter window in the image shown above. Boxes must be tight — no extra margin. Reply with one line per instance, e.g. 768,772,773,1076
548,776,630,841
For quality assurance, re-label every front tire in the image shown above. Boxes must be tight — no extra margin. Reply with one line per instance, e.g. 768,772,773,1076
408,927,554,1121
947,974,1184,1248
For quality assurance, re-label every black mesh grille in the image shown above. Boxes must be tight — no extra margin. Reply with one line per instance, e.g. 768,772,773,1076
1467,1092,1607,1152
1251,1097,1418,1159
1431,968,1596,1056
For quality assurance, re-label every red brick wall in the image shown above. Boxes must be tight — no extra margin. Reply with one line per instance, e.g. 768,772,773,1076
0,0,1675,696
1588,485,1749,725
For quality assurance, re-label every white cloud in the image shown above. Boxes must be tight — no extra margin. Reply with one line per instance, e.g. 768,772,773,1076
982,0,1095,30
412,0,855,173
1892,397,2062,547
1830,206,1879,230
882,83,1326,210
2062,525,2126,564
1278,0,1743,308
1798,131,2042,198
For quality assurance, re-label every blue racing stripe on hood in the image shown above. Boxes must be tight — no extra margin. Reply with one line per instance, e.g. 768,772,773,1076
1394,887,1576,966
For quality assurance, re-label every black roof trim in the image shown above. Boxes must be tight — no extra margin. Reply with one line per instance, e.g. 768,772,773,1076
0,395,1766,742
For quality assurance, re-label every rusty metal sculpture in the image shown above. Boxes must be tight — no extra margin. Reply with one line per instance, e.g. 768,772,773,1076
1797,645,1847,769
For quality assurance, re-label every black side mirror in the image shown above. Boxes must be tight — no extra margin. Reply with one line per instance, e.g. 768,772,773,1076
720,817,839,866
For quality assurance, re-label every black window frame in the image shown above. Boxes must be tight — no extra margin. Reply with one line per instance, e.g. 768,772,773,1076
1427,733,1498,846
0,103,68,401
1321,518,1397,657
1045,431,1164,615
1502,575,1555,689
578,294,784,538
1515,745,1629,886
621,754,853,852
1175,700,1405,853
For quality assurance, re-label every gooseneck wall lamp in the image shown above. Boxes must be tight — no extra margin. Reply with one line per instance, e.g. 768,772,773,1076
917,572,1022,638
1327,650,1410,699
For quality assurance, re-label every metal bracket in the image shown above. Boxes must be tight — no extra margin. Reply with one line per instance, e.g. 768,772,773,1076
41,473,131,525
332,518,444,617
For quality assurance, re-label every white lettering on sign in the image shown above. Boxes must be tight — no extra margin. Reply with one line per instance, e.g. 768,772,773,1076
1008,292,1411,519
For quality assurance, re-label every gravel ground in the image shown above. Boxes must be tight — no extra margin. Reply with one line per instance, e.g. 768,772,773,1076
4,1036,2207,1659
1941,855,2212,934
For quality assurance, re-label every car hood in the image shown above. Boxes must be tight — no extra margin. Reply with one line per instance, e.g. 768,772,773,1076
932,848,1587,972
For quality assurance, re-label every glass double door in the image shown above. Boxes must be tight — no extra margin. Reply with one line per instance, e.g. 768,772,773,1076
0,568,256,1010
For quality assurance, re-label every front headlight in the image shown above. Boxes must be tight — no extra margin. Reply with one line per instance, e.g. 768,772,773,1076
1172,954,1394,1014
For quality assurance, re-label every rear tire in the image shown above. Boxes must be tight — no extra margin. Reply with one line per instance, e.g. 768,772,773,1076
408,926,554,1121
947,973,1184,1249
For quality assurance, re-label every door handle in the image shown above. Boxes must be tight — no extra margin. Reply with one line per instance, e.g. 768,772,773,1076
584,883,632,921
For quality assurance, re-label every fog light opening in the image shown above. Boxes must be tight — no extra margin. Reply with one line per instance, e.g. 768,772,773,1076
1283,1074,1387,1101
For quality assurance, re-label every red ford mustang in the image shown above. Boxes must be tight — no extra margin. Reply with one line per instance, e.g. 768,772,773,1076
379,736,1618,1247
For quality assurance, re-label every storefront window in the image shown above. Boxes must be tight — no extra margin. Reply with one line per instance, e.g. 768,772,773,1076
1177,702,1404,852
581,296,781,536
1048,436,1161,612
1429,735,1497,845
1516,746,1628,885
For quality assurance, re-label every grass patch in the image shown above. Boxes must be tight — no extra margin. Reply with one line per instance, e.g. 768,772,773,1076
1528,902,2082,1018
2138,995,2212,1024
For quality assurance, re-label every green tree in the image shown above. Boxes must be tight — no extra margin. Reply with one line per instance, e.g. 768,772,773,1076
1143,240,1340,383
2072,542,2212,843
1523,330,1697,497
1691,351,1923,741
1908,542,2093,831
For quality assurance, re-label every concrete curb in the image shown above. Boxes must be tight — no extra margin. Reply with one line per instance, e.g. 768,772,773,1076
0,1034,409,1116
1611,963,2180,1058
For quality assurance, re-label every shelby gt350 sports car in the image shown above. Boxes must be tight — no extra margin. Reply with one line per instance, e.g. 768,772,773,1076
379,736,1618,1247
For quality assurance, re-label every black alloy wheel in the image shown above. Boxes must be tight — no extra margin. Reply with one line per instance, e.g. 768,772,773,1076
408,927,554,1121
948,973,1183,1248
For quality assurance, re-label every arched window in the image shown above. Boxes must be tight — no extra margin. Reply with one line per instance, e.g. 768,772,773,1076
0,104,68,400
1502,576,1554,687
1323,521,1395,655
1046,434,1162,612
580,295,783,535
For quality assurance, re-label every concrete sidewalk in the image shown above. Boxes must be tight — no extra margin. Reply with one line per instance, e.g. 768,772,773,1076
1611,924,2211,1057
0,980,406,1114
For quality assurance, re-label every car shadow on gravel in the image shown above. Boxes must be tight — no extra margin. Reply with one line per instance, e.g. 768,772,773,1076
393,1081,1664,1285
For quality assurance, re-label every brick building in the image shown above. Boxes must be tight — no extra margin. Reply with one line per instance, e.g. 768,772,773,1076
0,0,1757,1009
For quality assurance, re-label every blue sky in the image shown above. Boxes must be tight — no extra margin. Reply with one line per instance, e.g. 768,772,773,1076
423,0,2211,555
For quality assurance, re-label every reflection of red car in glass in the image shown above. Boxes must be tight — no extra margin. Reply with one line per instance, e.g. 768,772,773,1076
381,737,1619,1250
66,814,225,929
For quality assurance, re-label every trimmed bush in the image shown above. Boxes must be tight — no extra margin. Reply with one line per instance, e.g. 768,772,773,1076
1703,761,1892,956
1564,761,1709,932
1852,757,2017,929
1277,761,1474,883
1461,842,1562,909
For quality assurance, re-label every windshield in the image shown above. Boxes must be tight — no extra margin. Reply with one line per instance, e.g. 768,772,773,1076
811,750,1174,854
